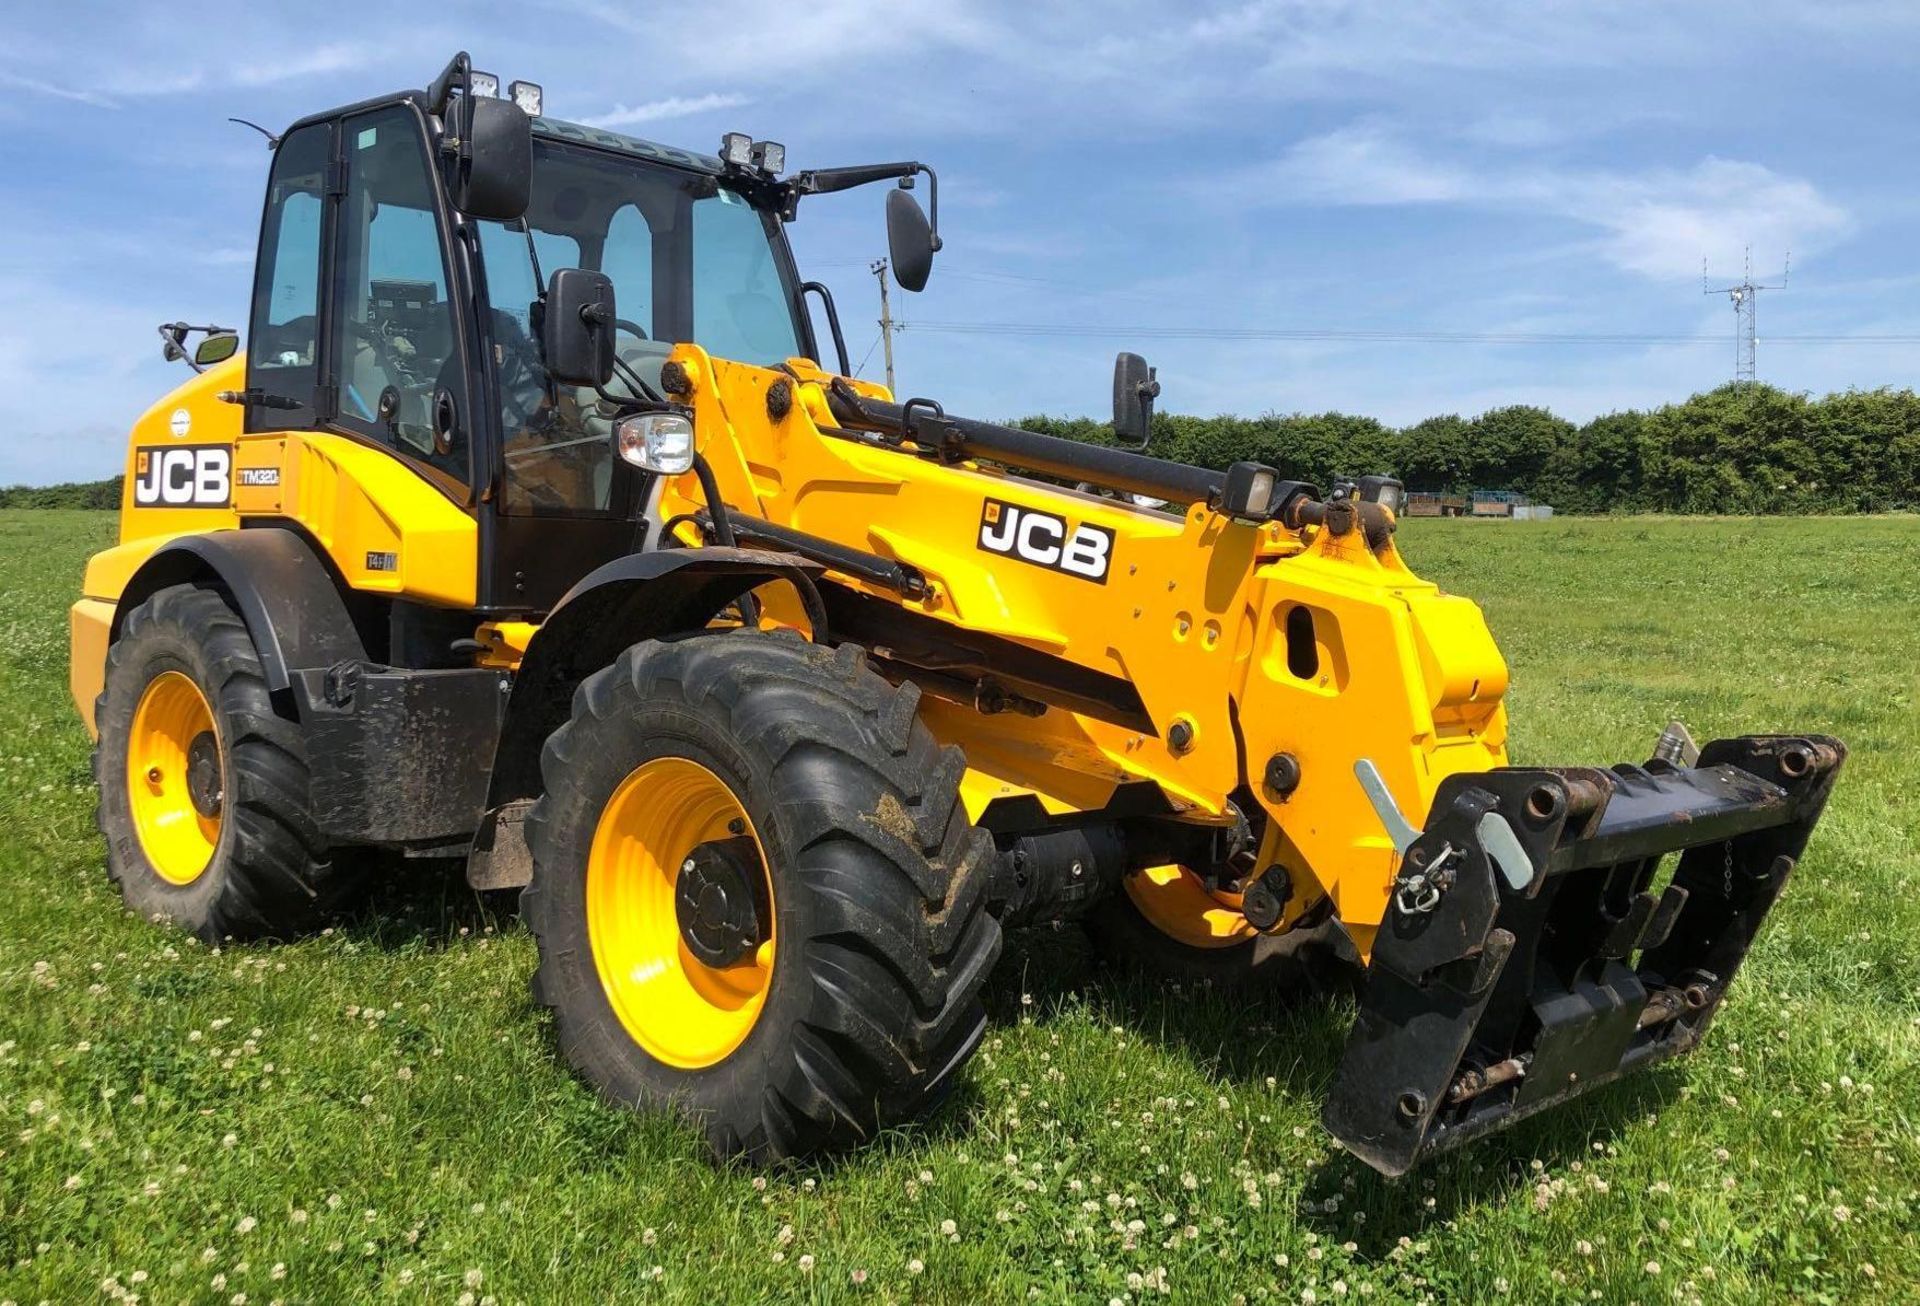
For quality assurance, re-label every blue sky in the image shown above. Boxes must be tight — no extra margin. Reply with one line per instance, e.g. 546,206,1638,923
3,1,1917,483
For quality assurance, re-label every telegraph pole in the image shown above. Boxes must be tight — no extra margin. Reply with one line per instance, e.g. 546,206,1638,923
871,258,897,393
1704,246,1788,384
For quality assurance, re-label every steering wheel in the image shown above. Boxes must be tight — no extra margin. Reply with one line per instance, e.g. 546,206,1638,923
344,317,413,380
492,309,552,438
615,318,649,341
342,316,438,431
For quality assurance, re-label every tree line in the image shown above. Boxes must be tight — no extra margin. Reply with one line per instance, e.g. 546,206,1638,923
0,478,123,510
1019,382,1920,514
6,382,1918,514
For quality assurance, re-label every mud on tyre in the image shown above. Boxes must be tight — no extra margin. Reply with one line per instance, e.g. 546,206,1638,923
94,583,365,942
523,631,1002,1163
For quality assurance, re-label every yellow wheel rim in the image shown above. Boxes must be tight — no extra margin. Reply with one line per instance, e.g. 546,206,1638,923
126,671,223,886
1125,864,1254,950
586,756,775,1069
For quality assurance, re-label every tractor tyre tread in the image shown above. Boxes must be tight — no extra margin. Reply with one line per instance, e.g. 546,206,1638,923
524,630,1002,1164
94,583,366,942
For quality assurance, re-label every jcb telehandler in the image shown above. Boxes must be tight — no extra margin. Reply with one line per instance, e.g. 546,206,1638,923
70,54,1843,1174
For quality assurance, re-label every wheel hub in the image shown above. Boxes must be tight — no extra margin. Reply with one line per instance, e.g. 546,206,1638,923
185,731,223,818
674,836,769,967
126,670,223,886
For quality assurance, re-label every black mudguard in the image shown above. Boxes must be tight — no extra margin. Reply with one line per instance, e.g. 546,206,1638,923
1324,734,1845,1176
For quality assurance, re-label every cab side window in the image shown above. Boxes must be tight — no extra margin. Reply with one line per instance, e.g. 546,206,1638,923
246,123,328,430
332,106,466,481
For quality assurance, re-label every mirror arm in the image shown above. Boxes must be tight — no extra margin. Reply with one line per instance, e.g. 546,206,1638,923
158,321,235,374
783,162,939,247
792,161,919,196
158,322,198,373
427,50,471,119
919,165,941,251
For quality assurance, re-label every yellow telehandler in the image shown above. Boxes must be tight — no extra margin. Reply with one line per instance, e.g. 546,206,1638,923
70,54,1843,1173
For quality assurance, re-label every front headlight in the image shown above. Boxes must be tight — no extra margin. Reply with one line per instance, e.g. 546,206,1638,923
616,412,695,475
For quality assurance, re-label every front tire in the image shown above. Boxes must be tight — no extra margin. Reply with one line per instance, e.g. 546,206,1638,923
523,632,1001,1163
94,584,362,942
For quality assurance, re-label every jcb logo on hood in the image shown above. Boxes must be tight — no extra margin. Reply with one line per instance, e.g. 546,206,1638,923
132,445,231,508
977,498,1114,583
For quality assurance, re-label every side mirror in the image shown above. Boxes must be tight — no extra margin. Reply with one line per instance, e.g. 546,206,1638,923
886,187,936,292
448,94,532,221
541,268,616,387
194,331,239,367
1112,352,1160,448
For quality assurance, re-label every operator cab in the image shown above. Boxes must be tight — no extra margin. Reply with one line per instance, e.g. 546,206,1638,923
475,123,808,516
241,52,939,611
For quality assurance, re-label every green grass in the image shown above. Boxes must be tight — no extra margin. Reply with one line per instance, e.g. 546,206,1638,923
3,510,1917,1304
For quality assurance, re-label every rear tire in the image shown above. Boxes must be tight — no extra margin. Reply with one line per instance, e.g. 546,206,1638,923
94,584,365,942
524,631,1002,1164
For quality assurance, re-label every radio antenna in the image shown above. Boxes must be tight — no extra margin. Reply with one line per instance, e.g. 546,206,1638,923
227,117,281,149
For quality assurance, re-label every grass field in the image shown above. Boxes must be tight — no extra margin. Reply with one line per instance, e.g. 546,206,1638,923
2,510,1917,1304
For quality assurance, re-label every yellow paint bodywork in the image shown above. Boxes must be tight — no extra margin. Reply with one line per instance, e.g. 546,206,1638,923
70,354,479,736
75,340,1511,948
655,347,1512,938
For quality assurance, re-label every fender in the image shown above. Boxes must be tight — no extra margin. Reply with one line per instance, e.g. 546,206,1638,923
484,546,825,810
114,527,369,691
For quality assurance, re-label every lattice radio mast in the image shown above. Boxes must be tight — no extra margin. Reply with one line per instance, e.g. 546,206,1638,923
1703,246,1788,384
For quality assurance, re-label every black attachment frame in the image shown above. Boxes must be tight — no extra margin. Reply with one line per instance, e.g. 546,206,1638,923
1324,734,1845,1176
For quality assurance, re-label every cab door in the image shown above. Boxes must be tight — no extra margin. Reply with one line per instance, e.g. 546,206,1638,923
469,149,653,613
241,99,484,612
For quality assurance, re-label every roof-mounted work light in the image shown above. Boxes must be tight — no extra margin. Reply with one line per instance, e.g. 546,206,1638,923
508,80,543,116
719,132,755,169
751,140,785,175
469,70,501,99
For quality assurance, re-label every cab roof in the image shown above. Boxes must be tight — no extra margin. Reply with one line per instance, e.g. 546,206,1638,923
280,89,729,180
530,115,725,176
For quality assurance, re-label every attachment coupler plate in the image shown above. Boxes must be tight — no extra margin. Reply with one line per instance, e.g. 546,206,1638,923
1323,734,1844,1177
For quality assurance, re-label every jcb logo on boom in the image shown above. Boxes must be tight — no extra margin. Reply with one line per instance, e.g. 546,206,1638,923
977,498,1114,583
132,445,231,508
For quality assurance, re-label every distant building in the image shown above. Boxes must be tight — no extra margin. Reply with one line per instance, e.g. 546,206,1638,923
1406,489,1553,520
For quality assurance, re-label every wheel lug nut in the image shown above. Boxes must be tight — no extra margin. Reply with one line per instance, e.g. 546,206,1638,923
146,766,163,785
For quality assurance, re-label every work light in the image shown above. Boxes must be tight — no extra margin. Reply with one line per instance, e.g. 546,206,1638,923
1220,461,1281,521
469,70,500,99
719,132,755,169
508,80,543,116
1356,474,1404,514
752,140,786,175
617,412,696,475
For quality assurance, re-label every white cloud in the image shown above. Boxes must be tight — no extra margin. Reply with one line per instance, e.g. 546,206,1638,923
0,70,116,108
577,93,751,130
1264,123,1851,281
0,39,387,107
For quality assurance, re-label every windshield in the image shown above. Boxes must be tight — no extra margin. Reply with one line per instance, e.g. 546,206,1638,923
478,139,805,513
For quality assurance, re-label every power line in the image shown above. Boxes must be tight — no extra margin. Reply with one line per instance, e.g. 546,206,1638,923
895,320,1920,346
852,329,884,378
